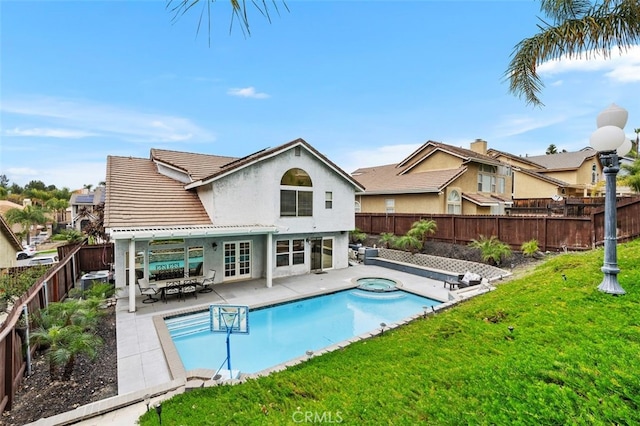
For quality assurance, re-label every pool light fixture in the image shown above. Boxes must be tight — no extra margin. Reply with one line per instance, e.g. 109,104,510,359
589,103,628,295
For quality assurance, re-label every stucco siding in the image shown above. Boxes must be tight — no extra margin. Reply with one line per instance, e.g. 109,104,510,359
208,147,355,232
410,151,462,172
513,172,558,199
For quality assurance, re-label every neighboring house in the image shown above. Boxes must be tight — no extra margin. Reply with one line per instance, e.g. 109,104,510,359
0,200,24,236
104,138,364,312
0,214,23,268
488,147,603,199
352,139,513,215
70,186,106,231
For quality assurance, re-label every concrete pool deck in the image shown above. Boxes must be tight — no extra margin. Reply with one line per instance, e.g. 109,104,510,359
36,263,493,426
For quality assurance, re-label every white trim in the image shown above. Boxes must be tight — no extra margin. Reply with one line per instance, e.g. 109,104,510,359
106,224,279,240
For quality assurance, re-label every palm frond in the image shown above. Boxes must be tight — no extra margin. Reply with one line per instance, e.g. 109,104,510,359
507,0,640,106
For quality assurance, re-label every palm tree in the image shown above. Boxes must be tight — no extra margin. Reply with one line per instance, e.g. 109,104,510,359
407,219,437,248
4,205,48,244
167,0,287,39
546,144,558,154
46,197,69,224
394,234,422,254
507,0,640,106
30,298,104,381
30,324,102,380
378,233,397,249
620,157,640,192
468,235,513,266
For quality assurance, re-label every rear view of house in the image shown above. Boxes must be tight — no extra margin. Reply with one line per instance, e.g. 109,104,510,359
104,138,365,312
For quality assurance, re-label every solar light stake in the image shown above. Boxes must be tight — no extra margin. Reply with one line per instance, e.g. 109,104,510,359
380,322,386,335
155,402,162,425
144,394,150,412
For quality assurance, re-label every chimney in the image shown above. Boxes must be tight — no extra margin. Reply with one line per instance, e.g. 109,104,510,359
470,138,487,155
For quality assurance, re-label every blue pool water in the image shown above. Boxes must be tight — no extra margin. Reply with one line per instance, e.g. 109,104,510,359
166,288,441,374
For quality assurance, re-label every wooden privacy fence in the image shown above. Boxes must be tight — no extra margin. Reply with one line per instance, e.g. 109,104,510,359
0,242,114,415
356,198,640,252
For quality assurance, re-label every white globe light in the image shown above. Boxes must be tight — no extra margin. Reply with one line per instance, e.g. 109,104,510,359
590,125,626,151
617,138,633,157
596,103,628,129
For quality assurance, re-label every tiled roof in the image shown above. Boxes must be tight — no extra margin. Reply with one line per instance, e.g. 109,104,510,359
150,149,239,182
70,187,106,205
486,148,545,169
399,140,501,172
462,193,513,206
186,138,365,191
352,163,466,194
524,149,598,170
104,156,212,228
516,168,574,187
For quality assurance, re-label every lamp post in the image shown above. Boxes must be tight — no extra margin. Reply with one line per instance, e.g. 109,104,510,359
589,104,629,295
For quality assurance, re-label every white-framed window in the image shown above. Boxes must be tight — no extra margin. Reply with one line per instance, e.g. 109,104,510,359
325,191,333,209
276,239,305,267
385,198,395,213
478,163,510,193
354,201,361,213
280,168,313,217
447,190,461,214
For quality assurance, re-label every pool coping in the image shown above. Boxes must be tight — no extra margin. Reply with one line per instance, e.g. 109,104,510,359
152,282,458,388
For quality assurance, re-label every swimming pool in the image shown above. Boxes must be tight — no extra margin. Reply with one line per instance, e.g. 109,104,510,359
166,288,441,375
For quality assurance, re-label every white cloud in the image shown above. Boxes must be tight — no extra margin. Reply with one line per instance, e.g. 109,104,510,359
4,127,96,138
1,96,214,143
492,114,568,138
227,87,270,99
538,45,640,83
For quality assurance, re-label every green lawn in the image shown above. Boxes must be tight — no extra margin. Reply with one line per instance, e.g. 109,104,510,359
140,239,640,425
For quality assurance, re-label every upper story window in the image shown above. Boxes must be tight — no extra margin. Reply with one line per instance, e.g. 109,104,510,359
325,191,333,209
280,168,313,217
477,163,510,193
591,163,597,184
354,201,361,213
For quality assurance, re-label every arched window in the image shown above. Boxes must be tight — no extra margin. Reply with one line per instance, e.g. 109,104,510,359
281,168,313,217
281,168,312,186
447,190,461,214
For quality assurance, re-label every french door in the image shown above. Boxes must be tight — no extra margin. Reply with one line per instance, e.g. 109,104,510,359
224,241,251,280
310,237,333,272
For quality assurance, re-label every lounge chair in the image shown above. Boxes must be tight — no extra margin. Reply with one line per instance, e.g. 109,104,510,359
137,278,159,304
198,269,215,293
458,271,482,288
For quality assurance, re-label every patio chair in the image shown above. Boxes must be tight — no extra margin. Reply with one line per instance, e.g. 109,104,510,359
162,280,182,303
198,269,215,293
137,278,159,304
181,278,198,300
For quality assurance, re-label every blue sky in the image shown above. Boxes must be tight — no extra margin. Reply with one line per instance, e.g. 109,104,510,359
2,0,639,191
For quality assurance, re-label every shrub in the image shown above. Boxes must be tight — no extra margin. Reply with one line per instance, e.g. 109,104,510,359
468,235,512,266
378,233,397,248
349,228,367,244
521,239,540,257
